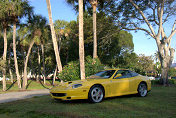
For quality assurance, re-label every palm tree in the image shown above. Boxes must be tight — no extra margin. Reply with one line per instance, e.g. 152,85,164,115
79,0,86,80
90,0,98,59
40,26,50,85
10,0,32,89
33,15,49,84
19,15,45,89
2,24,8,91
18,26,34,89
46,0,62,72
0,0,11,91
66,0,104,59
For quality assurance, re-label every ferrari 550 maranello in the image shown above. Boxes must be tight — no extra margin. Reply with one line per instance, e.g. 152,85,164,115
50,69,151,103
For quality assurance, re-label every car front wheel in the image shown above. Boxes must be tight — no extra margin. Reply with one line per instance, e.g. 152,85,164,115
88,85,104,103
138,83,148,97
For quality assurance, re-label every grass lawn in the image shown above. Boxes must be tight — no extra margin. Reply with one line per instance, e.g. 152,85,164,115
0,80,59,94
0,86,176,118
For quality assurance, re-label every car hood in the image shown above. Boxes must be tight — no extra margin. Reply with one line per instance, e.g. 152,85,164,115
50,80,87,90
50,78,108,91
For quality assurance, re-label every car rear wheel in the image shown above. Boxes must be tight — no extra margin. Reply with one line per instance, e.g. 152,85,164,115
138,83,148,97
88,85,104,103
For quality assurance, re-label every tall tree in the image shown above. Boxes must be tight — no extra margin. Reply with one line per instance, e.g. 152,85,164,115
10,0,32,89
66,0,105,58
40,26,50,85
79,0,86,79
0,0,11,91
19,15,45,89
90,0,98,59
46,0,62,72
102,0,176,85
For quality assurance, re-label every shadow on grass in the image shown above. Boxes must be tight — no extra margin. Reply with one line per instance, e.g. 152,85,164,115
52,94,140,105
47,79,53,85
39,79,51,89
6,80,17,91
53,99,90,104
25,79,52,90
26,80,33,89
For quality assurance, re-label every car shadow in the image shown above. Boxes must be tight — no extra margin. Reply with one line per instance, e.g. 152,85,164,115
53,99,90,104
52,94,139,104
104,94,138,101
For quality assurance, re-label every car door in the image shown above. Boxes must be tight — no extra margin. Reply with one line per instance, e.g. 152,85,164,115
128,71,140,93
110,70,131,96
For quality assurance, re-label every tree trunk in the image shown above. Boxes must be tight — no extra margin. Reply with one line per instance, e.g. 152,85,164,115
13,22,21,88
8,48,13,83
46,0,62,72
9,67,13,83
93,4,97,59
23,40,35,90
37,47,41,82
2,28,7,91
79,0,86,80
160,58,169,85
41,44,46,85
53,65,57,85
157,42,175,85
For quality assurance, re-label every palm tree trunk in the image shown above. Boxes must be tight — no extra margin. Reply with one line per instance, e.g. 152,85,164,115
46,0,62,72
2,28,7,91
53,65,57,85
79,0,85,80
8,47,13,83
23,40,35,90
37,47,41,82
93,4,97,59
13,22,21,88
41,44,46,84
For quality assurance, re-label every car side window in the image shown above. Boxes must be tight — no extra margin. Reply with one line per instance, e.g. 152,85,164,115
114,70,132,79
130,71,139,77
95,70,115,78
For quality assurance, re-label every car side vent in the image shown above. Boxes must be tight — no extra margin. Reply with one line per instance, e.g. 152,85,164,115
52,93,66,97
68,81,72,84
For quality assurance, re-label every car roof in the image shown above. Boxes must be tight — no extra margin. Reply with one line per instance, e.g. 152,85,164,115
105,69,129,71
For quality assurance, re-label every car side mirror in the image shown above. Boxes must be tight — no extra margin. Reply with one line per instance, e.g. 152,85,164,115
114,74,122,79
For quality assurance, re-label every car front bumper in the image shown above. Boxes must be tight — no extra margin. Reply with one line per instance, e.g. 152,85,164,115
50,88,89,100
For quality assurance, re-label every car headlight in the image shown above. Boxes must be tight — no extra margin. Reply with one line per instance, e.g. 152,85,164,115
72,84,82,89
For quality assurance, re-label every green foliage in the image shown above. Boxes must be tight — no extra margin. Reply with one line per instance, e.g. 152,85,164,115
168,68,176,77
115,53,155,75
85,56,105,77
58,56,105,81
151,79,176,85
58,60,80,81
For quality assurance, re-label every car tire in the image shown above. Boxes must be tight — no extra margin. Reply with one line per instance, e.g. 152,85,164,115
88,85,104,103
137,82,148,97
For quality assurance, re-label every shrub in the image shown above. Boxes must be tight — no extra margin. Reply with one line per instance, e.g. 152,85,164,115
151,79,176,85
168,68,176,77
57,56,105,81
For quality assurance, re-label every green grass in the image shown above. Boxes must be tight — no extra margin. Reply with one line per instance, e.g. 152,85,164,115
0,80,60,94
0,86,176,118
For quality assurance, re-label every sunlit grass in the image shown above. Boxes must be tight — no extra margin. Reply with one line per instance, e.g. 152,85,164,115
0,86,176,118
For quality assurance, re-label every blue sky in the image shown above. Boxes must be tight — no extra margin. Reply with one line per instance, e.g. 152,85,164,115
29,0,176,62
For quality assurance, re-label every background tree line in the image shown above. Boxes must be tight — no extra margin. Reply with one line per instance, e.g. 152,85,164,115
1,0,175,91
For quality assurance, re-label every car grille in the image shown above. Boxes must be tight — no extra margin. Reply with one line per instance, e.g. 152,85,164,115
52,93,66,97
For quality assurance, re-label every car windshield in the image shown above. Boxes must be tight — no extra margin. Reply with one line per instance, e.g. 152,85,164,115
87,70,115,79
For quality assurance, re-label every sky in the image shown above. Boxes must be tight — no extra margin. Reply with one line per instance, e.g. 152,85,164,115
28,0,176,62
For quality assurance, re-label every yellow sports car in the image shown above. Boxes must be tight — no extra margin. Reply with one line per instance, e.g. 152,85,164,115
50,69,151,103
